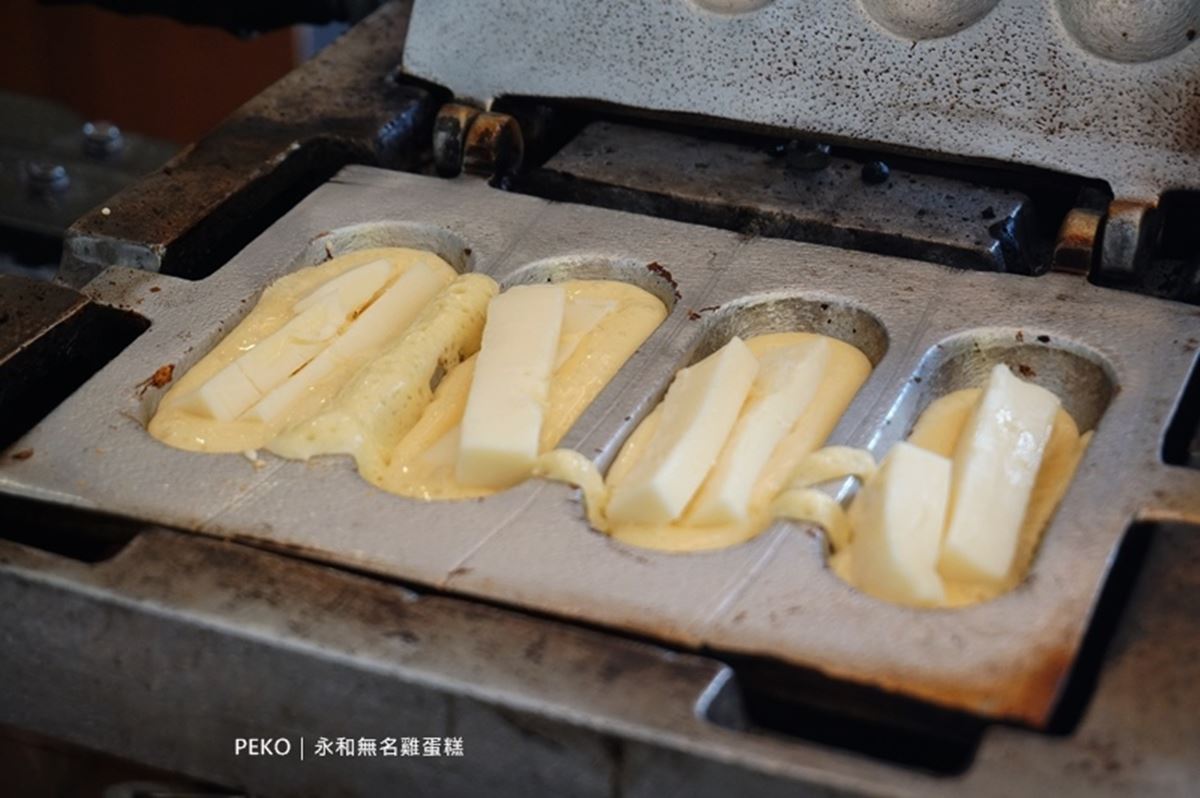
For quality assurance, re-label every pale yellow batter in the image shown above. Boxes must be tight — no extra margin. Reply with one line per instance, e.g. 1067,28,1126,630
536,344,1090,609
149,247,459,452
827,387,1092,607
537,332,873,551
149,249,667,501
378,280,667,499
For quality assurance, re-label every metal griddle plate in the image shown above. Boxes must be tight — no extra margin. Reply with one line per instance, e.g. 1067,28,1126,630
402,0,1200,201
3,167,1199,726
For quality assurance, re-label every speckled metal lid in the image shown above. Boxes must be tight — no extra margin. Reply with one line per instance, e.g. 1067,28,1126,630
403,0,1200,201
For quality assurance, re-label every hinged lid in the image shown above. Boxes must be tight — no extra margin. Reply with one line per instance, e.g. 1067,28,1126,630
403,0,1200,201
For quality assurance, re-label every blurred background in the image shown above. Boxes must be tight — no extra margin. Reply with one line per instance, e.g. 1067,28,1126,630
1,0,361,281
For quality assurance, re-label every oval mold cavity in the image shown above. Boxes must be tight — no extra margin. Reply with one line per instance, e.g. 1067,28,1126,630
501,254,681,312
883,330,1116,444
687,293,888,367
293,221,475,273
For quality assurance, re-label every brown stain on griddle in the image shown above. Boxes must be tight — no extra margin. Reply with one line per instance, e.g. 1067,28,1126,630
646,261,682,301
826,641,1077,728
136,363,175,397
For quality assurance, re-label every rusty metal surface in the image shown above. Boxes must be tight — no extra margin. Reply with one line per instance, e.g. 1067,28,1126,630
1052,207,1104,275
402,0,1200,203
0,275,88,359
462,112,524,178
1,519,1198,796
2,167,1197,729
521,121,1039,273
0,275,148,451
0,275,87,449
58,0,427,286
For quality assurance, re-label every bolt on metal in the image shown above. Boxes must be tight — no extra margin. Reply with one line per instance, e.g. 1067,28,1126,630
82,120,125,158
25,161,70,194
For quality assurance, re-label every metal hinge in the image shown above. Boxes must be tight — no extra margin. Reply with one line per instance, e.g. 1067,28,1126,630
1054,191,1164,286
432,103,524,179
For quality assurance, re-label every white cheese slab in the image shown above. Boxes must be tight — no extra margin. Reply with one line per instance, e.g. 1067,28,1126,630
939,364,1061,584
849,442,950,606
689,338,829,524
606,337,759,525
456,284,567,487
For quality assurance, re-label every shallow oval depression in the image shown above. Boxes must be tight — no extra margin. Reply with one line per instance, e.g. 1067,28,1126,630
596,292,889,553
378,252,678,500
850,328,1117,608
882,330,1115,444
479,253,680,473
686,293,887,367
499,253,680,312
294,220,475,273
137,221,476,425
